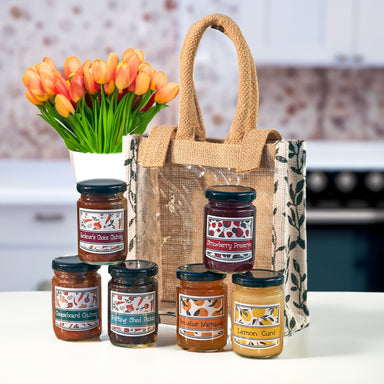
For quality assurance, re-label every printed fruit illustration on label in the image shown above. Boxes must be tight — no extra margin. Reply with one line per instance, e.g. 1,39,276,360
179,295,225,340
233,302,280,349
205,215,253,263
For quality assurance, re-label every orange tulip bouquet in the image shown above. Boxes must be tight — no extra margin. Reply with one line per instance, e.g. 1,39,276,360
22,49,179,153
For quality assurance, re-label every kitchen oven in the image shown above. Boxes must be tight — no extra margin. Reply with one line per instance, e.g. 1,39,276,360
306,142,384,292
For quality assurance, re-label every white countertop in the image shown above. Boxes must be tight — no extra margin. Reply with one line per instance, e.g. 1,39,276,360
0,291,383,384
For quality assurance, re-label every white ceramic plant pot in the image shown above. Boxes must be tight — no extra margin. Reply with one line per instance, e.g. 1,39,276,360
69,150,125,182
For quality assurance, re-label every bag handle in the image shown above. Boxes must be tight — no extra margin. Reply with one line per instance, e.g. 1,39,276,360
177,14,258,144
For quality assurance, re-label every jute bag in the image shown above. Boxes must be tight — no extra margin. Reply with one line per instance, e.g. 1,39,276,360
123,14,309,335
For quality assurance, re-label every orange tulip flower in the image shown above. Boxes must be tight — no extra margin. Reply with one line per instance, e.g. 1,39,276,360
92,59,109,84
133,72,150,96
63,56,82,80
154,82,179,104
43,57,57,72
106,52,118,82
83,60,100,95
53,72,71,100
150,71,167,91
35,62,56,95
134,49,145,64
115,62,132,91
55,94,75,117
139,63,155,83
104,81,115,96
69,72,86,102
22,67,50,102
25,89,43,105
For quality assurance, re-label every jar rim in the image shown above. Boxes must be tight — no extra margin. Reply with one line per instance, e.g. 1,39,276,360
108,260,158,278
52,255,100,273
176,263,226,281
205,185,256,202
232,269,284,287
77,178,127,195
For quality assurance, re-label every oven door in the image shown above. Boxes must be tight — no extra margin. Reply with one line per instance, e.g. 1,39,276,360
307,209,384,292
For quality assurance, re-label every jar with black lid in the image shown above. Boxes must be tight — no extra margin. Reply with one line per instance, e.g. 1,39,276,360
51,255,102,341
108,260,158,347
232,269,284,358
77,178,127,265
203,185,256,273
176,263,227,352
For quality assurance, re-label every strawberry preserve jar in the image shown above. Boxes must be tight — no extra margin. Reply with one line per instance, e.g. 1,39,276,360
203,185,256,273
176,263,227,352
52,256,102,341
77,179,127,265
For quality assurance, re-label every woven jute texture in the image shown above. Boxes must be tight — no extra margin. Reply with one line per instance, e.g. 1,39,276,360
124,14,309,334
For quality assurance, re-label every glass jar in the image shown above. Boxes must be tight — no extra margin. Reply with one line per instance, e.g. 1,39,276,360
203,185,256,274
51,255,102,341
232,269,284,358
176,263,227,352
108,260,158,347
77,178,127,265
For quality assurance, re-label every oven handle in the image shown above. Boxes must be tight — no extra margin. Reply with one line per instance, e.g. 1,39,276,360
307,209,384,225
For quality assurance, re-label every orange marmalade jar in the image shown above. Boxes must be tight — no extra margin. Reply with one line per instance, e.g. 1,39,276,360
232,269,284,358
176,264,227,352
77,179,127,265
52,256,102,341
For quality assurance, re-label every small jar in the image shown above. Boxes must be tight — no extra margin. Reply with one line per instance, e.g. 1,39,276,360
108,260,158,347
232,269,284,358
77,178,127,265
203,185,256,273
51,256,102,341
176,263,227,352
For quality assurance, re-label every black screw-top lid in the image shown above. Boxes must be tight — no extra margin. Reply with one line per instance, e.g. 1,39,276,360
108,260,158,278
176,263,226,281
205,185,256,202
232,269,284,288
52,256,100,273
77,179,127,195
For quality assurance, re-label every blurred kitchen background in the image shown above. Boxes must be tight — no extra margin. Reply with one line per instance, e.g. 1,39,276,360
0,0,383,292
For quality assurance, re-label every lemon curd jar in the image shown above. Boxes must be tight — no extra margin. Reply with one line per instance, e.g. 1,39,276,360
232,269,284,358
51,256,102,341
203,185,256,274
108,260,158,347
77,179,127,265
176,264,227,352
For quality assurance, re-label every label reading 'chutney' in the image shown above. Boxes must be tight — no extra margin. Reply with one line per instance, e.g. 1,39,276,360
79,208,124,254
55,286,99,331
233,302,280,349
110,291,156,337
205,215,254,263
178,294,225,340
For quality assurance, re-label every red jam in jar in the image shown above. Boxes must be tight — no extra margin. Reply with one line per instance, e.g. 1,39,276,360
77,179,127,265
203,185,256,274
51,256,102,341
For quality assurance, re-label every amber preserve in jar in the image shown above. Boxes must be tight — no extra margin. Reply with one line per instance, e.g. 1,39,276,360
176,264,227,352
203,185,256,274
108,260,158,347
77,179,127,265
232,269,284,358
51,256,102,341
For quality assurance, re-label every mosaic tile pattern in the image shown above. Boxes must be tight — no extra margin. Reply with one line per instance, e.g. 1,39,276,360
1,0,383,159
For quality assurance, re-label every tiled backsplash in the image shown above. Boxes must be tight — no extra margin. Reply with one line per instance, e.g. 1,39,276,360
1,0,383,159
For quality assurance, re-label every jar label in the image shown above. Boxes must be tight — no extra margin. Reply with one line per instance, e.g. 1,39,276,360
110,291,156,337
178,294,225,340
55,286,99,331
79,208,124,254
233,302,281,349
205,215,253,263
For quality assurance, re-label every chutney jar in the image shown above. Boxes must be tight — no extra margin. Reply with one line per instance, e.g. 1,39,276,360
52,255,102,341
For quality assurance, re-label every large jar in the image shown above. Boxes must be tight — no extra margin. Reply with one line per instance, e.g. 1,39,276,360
77,178,127,265
232,269,284,358
51,256,102,341
203,185,256,273
176,263,227,352
108,260,158,347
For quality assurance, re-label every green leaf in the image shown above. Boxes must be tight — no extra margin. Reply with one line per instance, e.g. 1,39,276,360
293,259,300,274
298,214,305,227
276,246,285,252
296,191,303,206
293,301,301,309
289,142,295,153
289,240,296,250
274,181,278,193
129,238,135,252
297,237,306,249
285,294,290,303
276,155,288,163
303,304,309,316
291,167,302,175
289,317,296,330
296,179,304,194
289,184,295,202
291,286,298,291
291,273,298,287
273,207,277,215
